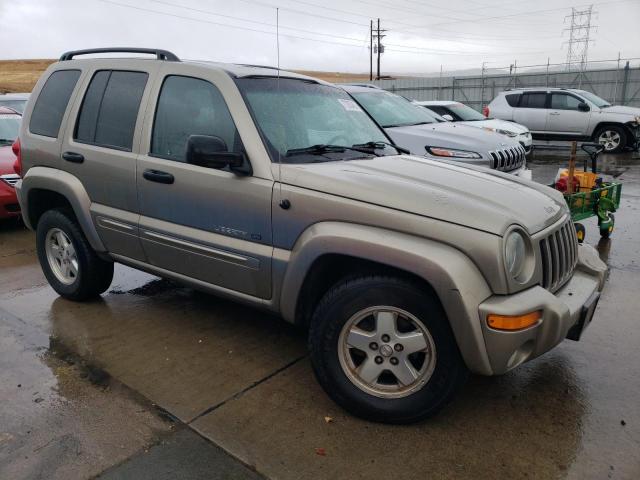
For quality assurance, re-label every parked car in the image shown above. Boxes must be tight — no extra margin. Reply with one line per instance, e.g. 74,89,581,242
342,85,530,177
0,106,22,219
15,48,606,423
0,93,30,114
415,100,533,154
486,88,640,153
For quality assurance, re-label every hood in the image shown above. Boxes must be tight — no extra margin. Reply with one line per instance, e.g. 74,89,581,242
595,105,640,117
281,155,566,235
463,118,530,134
384,122,520,157
0,145,16,175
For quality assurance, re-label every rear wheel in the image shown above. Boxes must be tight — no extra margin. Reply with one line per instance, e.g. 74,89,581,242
36,209,114,301
309,276,468,424
595,125,627,153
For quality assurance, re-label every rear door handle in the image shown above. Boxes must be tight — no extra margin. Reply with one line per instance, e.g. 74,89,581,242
143,169,174,184
62,151,84,163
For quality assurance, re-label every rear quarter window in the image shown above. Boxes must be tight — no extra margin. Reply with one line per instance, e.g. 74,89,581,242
505,94,521,107
29,70,81,137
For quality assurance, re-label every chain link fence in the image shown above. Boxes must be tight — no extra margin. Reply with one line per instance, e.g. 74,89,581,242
344,57,640,110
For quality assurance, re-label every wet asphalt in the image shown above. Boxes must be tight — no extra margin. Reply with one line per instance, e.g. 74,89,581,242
0,147,639,479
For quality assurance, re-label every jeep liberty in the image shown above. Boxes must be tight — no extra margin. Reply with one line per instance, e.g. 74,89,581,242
14,48,607,423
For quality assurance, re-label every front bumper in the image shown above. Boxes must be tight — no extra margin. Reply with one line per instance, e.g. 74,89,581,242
0,179,20,219
518,133,533,154
510,164,532,180
477,243,607,374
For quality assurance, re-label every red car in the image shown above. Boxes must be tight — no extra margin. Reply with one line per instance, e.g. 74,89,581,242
0,106,21,219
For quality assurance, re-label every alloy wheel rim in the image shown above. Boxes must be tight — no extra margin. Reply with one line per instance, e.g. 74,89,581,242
45,228,79,285
338,306,437,399
598,130,621,151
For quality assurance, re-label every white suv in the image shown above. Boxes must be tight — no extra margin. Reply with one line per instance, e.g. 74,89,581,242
487,88,640,153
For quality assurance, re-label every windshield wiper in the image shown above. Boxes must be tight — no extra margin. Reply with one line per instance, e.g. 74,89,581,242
285,144,376,159
352,141,410,155
0,138,15,145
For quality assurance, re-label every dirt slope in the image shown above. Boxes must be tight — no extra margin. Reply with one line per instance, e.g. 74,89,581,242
0,59,376,93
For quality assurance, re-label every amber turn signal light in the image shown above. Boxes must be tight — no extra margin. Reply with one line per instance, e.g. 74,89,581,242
487,311,542,331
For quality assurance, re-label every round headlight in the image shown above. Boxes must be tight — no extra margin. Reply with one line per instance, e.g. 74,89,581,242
505,231,526,279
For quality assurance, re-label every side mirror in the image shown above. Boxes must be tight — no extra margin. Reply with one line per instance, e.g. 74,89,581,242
185,135,250,175
578,102,590,112
442,114,454,121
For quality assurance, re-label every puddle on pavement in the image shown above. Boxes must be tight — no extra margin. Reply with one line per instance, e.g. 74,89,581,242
0,309,173,480
0,261,307,423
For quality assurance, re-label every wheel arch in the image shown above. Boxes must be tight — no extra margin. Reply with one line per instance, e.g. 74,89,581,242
591,121,633,140
19,167,106,252
279,222,494,375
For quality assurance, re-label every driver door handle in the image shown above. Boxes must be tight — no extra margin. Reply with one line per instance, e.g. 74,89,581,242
143,169,174,184
549,112,561,116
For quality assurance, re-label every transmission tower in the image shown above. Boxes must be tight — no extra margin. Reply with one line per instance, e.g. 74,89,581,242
563,5,596,72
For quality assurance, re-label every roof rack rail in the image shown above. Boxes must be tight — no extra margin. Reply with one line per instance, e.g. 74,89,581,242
59,48,180,62
237,63,280,70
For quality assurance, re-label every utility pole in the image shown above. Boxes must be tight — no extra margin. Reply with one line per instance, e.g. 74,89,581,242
371,18,386,80
369,19,373,81
563,5,596,77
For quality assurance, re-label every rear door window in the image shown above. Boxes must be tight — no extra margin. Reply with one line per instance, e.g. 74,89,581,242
75,70,148,151
29,70,81,137
519,92,547,109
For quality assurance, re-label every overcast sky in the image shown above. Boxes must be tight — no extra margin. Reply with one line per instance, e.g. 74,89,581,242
1,0,639,74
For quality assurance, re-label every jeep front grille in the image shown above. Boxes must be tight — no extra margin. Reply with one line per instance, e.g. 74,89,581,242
539,218,578,292
0,174,20,188
489,145,526,172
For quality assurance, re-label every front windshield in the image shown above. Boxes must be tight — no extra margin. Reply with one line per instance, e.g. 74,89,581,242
446,103,486,121
236,78,395,163
0,114,20,143
350,91,437,128
576,90,611,108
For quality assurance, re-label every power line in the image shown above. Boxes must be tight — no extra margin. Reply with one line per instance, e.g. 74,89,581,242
98,0,369,47
384,0,638,32
148,0,370,43
150,0,554,52
143,0,508,55
95,0,503,56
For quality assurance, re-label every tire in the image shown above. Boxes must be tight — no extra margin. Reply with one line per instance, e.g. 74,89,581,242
309,275,468,424
599,213,615,238
574,222,586,244
594,125,627,153
36,209,114,301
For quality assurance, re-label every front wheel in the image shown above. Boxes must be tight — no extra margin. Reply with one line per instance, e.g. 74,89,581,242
309,276,468,424
595,125,627,153
574,222,586,243
36,209,114,301
599,213,615,238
